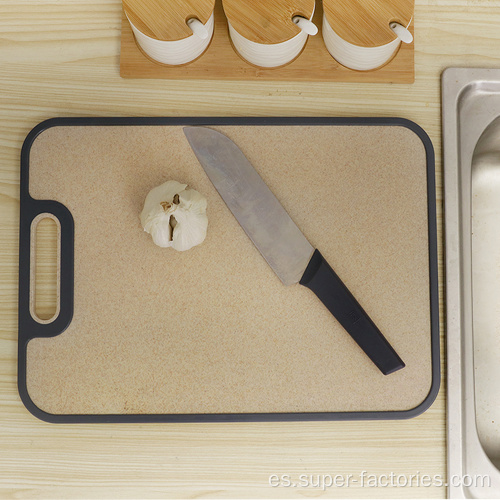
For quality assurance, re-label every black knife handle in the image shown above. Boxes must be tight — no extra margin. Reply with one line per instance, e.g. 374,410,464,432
299,249,405,375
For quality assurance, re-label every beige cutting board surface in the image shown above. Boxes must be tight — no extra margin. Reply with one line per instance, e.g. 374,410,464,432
25,124,432,416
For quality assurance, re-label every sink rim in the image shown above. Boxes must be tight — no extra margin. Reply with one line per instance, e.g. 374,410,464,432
443,67,500,499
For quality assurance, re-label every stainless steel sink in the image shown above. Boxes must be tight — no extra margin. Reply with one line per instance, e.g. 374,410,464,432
444,68,500,498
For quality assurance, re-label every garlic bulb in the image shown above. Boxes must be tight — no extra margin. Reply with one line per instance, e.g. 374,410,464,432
140,180,208,251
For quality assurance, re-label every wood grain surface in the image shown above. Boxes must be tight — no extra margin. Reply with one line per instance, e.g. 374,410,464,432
222,0,315,43
122,0,215,40
1,0,500,497
323,0,414,47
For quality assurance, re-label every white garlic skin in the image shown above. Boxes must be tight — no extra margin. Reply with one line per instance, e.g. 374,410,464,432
140,180,208,251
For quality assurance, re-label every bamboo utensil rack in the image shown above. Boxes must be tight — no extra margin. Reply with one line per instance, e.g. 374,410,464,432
120,0,414,83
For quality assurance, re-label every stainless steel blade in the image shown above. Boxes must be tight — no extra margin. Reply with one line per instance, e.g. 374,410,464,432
184,126,314,286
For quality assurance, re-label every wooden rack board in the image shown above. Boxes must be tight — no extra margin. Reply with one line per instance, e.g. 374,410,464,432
120,0,414,83
18,117,438,423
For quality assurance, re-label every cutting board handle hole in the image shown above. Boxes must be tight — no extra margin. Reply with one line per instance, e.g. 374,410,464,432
30,214,60,323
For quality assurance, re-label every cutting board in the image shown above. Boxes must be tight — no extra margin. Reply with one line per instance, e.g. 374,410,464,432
18,117,439,423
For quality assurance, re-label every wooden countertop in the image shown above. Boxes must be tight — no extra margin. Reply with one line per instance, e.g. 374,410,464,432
1,0,499,497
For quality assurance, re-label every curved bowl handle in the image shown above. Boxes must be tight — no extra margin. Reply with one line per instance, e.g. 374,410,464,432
292,16,318,36
390,22,413,44
187,18,209,40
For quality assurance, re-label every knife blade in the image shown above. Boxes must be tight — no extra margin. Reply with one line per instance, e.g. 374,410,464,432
184,126,405,375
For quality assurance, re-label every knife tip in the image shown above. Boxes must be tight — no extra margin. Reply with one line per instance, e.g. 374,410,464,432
183,126,225,148
183,126,207,143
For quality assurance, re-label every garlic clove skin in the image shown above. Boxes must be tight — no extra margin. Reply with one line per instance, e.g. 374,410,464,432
140,180,187,227
140,180,208,251
142,204,174,247
170,204,208,251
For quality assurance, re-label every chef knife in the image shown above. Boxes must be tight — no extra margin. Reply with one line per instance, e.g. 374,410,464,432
183,126,405,375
